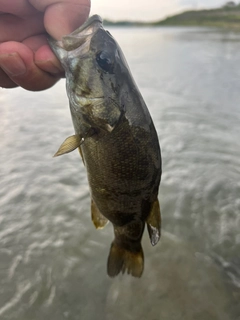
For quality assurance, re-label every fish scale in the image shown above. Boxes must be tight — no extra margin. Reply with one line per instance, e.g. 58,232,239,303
49,15,162,277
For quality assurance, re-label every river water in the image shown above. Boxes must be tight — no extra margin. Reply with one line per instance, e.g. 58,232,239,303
0,26,240,320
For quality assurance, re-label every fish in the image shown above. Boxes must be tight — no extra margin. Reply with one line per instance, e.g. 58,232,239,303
49,15,162,278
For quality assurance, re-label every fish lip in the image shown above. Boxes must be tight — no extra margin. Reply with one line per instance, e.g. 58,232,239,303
48,36,61,53
69,15,103,36
61,14,103,50
48,14,103,59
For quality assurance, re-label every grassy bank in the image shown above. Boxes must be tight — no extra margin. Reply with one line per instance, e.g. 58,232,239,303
156,4,240,29
104,4,240,29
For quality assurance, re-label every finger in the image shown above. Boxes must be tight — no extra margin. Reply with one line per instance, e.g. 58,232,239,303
34,44,64,75
0,0,38,16
22,35,64,74
0,69,18,88
22,34,48,52
29,0,91,39
0,12,44,42
0,42,60,91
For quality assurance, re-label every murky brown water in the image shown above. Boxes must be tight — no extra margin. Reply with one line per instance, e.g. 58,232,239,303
0,26,240,319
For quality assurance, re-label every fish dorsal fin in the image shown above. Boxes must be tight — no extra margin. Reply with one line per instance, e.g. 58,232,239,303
91,200,108,229
146,199,161,246
54,134,83,157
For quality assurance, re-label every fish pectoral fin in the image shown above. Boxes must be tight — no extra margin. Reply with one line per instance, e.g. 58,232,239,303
53,134,83,157
78,147,85,165
146,199,161,246
91,200,108,229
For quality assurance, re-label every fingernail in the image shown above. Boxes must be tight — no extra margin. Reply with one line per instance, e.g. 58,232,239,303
35,60,64,75
0,52,26,76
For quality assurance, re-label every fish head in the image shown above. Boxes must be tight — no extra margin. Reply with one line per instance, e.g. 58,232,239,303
49,15,129,132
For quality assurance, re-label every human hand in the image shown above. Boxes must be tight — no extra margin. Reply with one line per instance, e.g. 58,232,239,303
0,0,90,91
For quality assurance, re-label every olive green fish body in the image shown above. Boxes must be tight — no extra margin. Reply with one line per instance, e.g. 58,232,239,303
49,15,162,277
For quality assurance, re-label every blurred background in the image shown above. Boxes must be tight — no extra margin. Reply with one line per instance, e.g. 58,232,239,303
0,1,240,319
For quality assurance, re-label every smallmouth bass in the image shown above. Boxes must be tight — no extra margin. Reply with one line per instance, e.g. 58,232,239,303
49,15,162,277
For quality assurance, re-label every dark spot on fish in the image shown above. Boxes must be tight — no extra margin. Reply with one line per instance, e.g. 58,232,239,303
73,64,82,84
111,82,118,93
81,87,91,96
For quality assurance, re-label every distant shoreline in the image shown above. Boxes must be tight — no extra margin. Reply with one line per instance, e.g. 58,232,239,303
103,4,240,30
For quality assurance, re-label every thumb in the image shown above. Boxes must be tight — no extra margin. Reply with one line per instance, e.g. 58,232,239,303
30,0,91,40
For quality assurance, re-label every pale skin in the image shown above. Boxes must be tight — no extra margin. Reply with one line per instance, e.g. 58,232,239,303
0,0,91,91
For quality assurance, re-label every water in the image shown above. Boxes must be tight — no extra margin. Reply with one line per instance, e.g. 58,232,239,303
0,26,240,319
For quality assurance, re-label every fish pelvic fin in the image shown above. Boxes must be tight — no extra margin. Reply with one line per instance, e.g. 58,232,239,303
107,240,144,278
91,200,108,229
53,134,83,157
146,198,161,246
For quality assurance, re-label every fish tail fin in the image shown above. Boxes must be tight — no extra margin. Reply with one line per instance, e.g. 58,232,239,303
107,240,144,278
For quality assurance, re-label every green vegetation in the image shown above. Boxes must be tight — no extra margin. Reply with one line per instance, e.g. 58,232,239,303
103,19,152,27
104,3,240,29
156,3,240,28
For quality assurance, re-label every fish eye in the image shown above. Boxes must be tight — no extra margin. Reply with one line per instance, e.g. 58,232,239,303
96,51,114,74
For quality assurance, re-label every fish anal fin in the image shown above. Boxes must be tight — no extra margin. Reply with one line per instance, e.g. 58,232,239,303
107,240,144,278
146,199,161,246
54,134,82,157
91,200,108,229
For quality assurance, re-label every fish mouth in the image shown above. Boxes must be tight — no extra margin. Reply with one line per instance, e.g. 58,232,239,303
68,15,103,38
48,15,103,61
